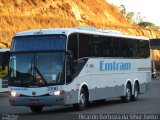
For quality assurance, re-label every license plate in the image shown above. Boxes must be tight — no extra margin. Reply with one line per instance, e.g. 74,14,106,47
30,99,39,104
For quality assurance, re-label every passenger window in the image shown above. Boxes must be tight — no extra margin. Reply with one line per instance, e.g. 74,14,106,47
67,33,78,60
79,34,91,58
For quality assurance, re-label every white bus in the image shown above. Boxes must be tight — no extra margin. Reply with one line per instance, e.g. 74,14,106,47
0,48,10,92
8,27,151,113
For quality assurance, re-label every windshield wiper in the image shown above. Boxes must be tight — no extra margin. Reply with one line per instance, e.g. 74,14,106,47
25,56,48,85
27,58,34,75
34,66,48,85
9,71,35,87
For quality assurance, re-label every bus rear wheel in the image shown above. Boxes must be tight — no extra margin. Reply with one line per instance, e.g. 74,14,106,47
30,106,43,113
121,83,131,102
131,83,139,101
73,88,87,111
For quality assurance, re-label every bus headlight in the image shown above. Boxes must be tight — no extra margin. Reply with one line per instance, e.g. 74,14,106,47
10,91,20,97
49,90,64,96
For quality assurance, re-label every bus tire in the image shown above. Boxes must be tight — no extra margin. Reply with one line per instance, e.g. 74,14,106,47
73,88,87,111
30,106,43,113
121,83,131,103
131,83,139,101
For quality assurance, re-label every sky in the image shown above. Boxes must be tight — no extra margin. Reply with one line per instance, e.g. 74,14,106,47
107,0,160,26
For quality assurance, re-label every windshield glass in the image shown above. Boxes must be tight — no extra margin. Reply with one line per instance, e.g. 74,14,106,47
9,52,65,87
11,35,66,52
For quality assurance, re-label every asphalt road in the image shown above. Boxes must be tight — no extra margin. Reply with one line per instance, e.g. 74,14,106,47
0,79,160,120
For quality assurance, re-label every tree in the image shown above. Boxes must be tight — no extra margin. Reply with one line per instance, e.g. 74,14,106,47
126,12,134,23
119,5,126,17
119,5,134,23
134,12,145,24
138,22,155,28
138,22,160,30
118,4,159,30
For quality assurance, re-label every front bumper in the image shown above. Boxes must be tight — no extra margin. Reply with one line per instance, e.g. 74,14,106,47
9,94,65,106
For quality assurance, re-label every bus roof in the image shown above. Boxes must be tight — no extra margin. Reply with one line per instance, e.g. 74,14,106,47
14,27,149,40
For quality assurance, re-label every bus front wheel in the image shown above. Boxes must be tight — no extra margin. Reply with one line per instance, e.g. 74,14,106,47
30,106,43,113
73,88,87,111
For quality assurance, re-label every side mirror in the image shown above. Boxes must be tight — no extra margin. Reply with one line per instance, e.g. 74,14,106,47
66,50,73,58
66,50,72,55
66,51,76,78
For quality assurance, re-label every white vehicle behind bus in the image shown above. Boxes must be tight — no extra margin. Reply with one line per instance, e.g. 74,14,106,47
0,48,10,92
8,27,151,112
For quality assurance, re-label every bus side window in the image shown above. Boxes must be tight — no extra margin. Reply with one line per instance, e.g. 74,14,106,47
0,52,3,71
79,34,91,58
140,40,150,58
67,33,78,60
102,36,113,57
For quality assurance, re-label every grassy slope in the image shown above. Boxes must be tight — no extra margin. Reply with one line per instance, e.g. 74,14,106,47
0,0,160,60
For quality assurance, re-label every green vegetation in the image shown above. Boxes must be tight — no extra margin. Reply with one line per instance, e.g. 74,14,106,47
138,22,155,28
119,5,160,30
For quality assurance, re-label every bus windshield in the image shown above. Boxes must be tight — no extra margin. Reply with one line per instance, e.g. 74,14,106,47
11,35,66,52
9,52,65,87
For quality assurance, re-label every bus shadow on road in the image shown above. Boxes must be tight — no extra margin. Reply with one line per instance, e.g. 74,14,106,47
23,99,125,115
87,99,123,109
20,98,146,115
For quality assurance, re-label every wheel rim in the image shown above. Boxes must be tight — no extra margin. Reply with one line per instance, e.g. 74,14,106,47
126,88,131,100
80,94,85,107
134,86,138,98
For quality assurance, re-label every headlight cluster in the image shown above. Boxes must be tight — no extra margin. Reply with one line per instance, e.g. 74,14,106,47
49,90,64,96
10,91,20,97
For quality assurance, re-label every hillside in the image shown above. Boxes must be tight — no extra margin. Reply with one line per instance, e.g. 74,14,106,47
0,0,160,59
